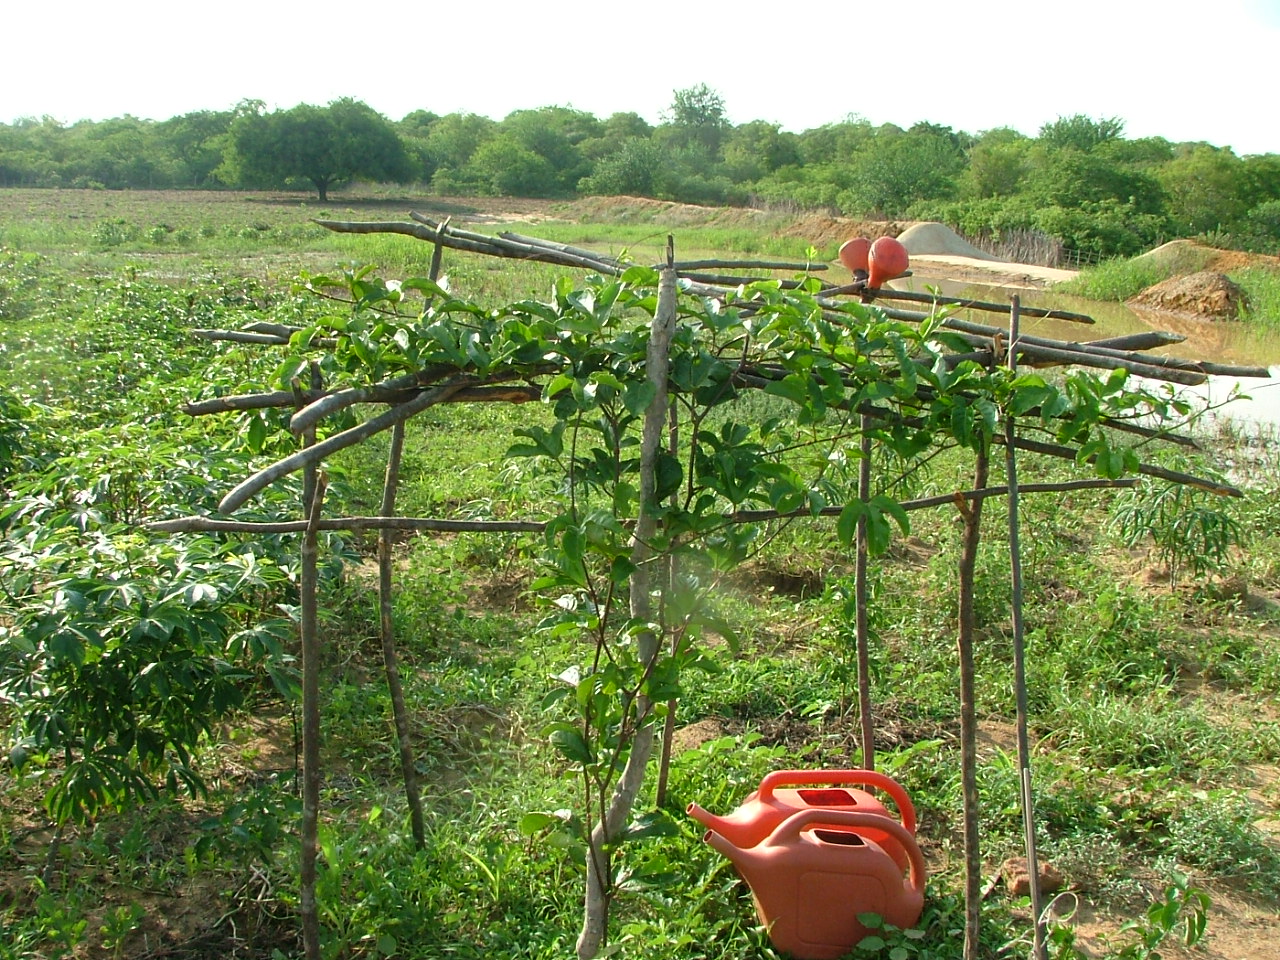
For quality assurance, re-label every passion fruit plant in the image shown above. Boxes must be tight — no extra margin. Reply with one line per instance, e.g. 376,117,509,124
188,253,1217,959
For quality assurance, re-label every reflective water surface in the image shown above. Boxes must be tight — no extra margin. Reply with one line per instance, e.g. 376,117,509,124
891,273,1280,428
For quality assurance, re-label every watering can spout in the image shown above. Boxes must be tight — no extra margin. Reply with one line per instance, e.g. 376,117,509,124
686,801,722,833
701,827,747,866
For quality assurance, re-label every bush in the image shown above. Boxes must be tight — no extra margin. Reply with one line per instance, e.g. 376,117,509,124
91,219,138,248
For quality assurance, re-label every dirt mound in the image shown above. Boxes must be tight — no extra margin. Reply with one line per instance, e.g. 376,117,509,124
1134,239,1218,274
897,221,999,260
565,196,781,229
564,196,909,249
1136,238,1280,276
1128,270,1247,320
778,216,908,248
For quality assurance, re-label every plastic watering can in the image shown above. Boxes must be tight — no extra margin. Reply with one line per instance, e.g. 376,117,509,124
703,808,926,960
687,769,917,870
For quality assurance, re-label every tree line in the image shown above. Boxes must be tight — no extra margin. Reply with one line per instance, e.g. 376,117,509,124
3,87,1279,259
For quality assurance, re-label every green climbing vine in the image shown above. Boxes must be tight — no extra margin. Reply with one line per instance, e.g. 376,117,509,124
263,259,1210,957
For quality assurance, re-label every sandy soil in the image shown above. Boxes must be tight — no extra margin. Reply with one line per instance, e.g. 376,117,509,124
904,253,1078,289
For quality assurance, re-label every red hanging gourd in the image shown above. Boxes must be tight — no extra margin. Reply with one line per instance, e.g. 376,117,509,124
866,236,909,290
838,237,871,277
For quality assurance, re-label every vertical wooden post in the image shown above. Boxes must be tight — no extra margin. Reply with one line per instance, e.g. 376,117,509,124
655,401,681,808
1006,295,1048,960
374,233,448,850
855,417,875,769
956,451,988,960
378,421,425,849
298,364,326,960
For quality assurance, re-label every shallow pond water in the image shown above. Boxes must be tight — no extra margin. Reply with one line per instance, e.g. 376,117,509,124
891,274,1280,429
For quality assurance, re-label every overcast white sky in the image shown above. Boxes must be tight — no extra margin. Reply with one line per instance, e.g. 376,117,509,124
5,0,1279,155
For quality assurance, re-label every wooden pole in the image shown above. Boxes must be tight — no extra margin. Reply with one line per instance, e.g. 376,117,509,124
219,380,471,514
1007,295,1048,960
956,447,989,960
374,233,449,850
378,422,425,849
655,400,681,808
855,416,875,769
298,364,326,960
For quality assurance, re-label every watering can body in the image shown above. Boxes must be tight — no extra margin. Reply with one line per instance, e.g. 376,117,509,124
687,769,917,870
704,808,926,960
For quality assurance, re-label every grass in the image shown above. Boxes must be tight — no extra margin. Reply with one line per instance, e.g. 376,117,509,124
1237,265,1280,324
2,188,1280,958
1056,257,1173,302
1058,244,1280,326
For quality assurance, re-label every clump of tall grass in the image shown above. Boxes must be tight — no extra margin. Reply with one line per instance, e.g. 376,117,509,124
1236,266,1280,325
1056,256,1172,302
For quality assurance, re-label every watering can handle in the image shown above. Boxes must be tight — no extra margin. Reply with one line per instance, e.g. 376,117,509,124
757,770,917,834
770,809,926,893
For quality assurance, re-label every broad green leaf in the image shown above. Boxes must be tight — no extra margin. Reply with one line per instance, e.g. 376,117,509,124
619,811,678,842
622,380,657,416
763,375,810,406
872,494,910,536
519,811,568,836
836,501,863,547
549,728,594,765
654,453,683,502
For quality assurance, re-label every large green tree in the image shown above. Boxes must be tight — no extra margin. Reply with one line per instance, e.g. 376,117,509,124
225,98,412,201
155,109,234,187
659,83,729,158
1158,144,1252,234
1038,114,1126,152
839,126,966,217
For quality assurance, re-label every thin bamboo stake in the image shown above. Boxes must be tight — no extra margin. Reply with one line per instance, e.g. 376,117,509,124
194,329,297,345
500,232,622,264
1007,296,1048,960
956,449,989,960
377,422,425,849
1086,332,1185,351
655,400,681,809
941,317,1272,380
298,366,326,960
671,258,828,272
146,515,547,534
185,382,541,418
822,284,1096,324
147,477,1141,537
808,305,1229,386
676,271,821,289
1005,435,1242,496
218,380,472,514
855,417,875,769
407,214,625,274
376,232,451,851
290,365,455,433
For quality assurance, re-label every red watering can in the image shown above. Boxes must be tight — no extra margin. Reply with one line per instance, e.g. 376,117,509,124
704,808,926,960
687,769,917,870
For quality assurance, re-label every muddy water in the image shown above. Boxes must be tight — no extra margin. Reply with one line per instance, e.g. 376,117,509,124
891,274,1280,428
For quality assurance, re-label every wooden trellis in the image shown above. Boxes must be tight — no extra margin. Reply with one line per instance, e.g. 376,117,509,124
152,215,1271,960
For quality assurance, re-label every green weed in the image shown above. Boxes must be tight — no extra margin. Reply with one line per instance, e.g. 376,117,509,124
1056,256,1171,302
